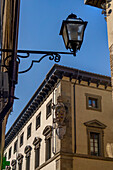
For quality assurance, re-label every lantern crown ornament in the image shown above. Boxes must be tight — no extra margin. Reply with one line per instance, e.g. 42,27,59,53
60,13,88,56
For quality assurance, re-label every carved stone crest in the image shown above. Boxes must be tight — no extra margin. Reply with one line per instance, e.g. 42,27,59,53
54,96,67,139
56,126,66,140
55,96,66,127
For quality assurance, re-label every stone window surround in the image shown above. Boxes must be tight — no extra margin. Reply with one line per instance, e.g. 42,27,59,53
84,119,107,157
43,125,52,161
17,153,24,165
24,146,32,170
8,146,12,159
24,145,32,158
46,100,52,119
85,93,102,111
11,159,17,169
33,137,42,169
33,137,42,150
27,123,32,140
36,112,41,130
43,125,52,140
14,140,18,154
20,132,24,147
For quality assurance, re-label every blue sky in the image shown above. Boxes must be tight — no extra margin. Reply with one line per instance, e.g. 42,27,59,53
6,0,110,132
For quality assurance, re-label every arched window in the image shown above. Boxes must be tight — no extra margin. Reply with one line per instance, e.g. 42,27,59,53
43,125,52,161
24,145,32,170
11,159,17,170
17,153,24,170
33,137,42,168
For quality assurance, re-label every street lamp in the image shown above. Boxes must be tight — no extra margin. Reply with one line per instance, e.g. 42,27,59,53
0,12,88,170
0,13,88,120
60,13,88,56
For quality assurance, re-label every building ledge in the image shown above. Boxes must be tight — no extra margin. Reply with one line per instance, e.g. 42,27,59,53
84,0,106,9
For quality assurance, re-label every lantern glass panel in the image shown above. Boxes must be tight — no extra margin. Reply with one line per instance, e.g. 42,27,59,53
62,25,68,48
67,23,84,41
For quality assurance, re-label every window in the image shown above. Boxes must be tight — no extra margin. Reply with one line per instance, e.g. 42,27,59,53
43,125,52,161
84,119,107,157
24,145,32,170
11,159,17,170
88,98,98,108
8,147,12,159
4,153,7,159
17,153,24,170
46,138,51,161
36,113,41,130
26,156,30,170
35,148,40,168
90,132,100,156
46,100,52,119
27,123,32,139
14,140,18,153
33,137,42,169
18,163,22,170
85,93,102,111
20,133,24,147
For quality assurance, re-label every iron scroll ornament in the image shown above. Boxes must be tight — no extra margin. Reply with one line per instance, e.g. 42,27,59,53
17,53,61,74
0,49,74,74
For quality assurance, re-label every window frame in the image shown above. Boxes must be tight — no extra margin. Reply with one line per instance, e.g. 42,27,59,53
17,154,23,170
35,147,40,168
27,123,32,140
33,137,42,169
87,127,103,156
26,155,30,170
90,132,100,156
36,112,41,130
14,140,18,154
8,147,12,159
84,120,106,157
85,93,102,111
43,125,52,161
18,163,22,170
45,137,51,161
20,132,24,147
46,100,52,119
24,145,32,170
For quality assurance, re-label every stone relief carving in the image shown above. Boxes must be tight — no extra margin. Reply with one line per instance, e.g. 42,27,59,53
54,96,67,139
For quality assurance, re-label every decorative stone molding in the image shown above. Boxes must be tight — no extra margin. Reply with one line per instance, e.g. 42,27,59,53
55,96,66,127
53,96,67,139
33,137,42,150
11,159,17,169
84,119,107,157
17,153,24,164
24,145,32,158
43,125,52,140
11,159,17,166
56,126,66,140
84,119,107,129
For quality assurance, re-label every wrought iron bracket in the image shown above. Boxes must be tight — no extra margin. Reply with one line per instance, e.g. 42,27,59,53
0,49,74,74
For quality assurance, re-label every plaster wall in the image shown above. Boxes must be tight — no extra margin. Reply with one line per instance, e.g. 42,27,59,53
73,156,113,170
75,84,113,156
4,81,61,170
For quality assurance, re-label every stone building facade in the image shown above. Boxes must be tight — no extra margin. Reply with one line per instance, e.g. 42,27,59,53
4,64,113,170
